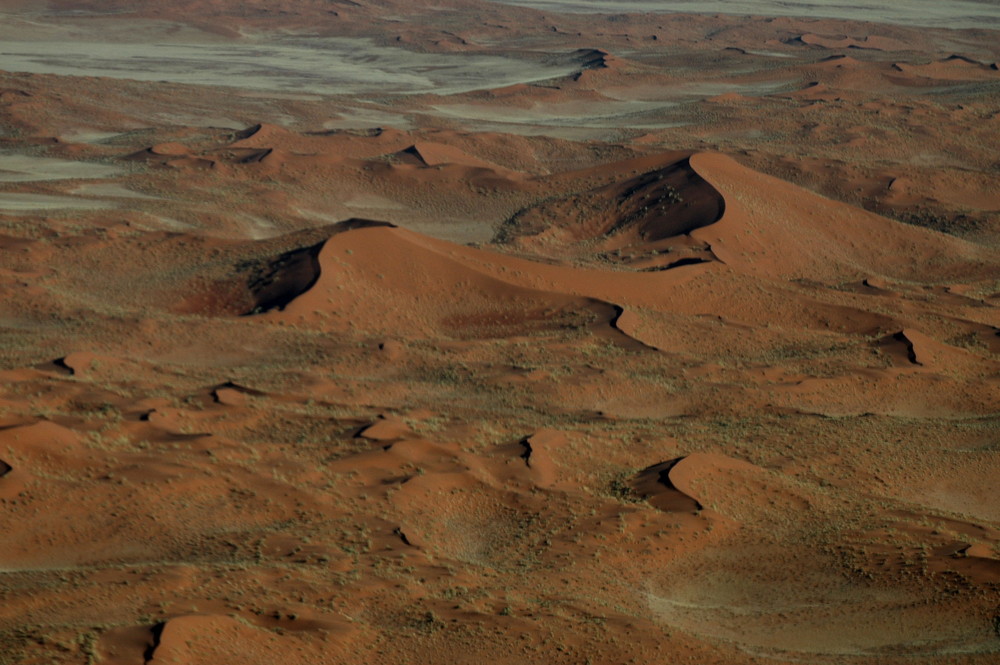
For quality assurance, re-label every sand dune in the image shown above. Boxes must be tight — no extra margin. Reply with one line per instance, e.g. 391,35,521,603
687,152,994,282
265,222,625,339
497,148,997,288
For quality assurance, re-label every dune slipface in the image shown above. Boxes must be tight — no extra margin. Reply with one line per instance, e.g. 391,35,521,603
0,1,999,664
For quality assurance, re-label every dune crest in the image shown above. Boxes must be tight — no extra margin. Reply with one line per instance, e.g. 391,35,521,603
687,152,993,281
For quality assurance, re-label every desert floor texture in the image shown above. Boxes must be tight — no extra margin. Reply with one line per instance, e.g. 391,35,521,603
1,0,999,663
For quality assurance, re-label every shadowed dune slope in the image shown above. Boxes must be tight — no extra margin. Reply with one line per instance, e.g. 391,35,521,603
500,154,723,250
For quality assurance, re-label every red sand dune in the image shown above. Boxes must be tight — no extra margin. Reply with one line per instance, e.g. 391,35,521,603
686,152,992,282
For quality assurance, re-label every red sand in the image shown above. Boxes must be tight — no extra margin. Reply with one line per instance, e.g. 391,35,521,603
1,1,999,664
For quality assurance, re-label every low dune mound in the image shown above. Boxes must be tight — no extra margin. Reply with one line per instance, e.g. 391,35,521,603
954,549,1000,584
877,328,995,371
888,329,932,366
391,471,540,567
575,48,618,71
267,221,622,339
148,142,191,157
792,33,908,51
517,428,564,488
568,48,627,81
230,122,293,148
46,355,75,376
53,351,98,377
125,142,193,161
166,155,219,171
127,144,221,171
210,381,265,407
389,142,519,178
952,544,1000,583
498,155,724,259
210,146,354,179
780,81,839,101
861,276,898,293
892,55,1000,81
633,453,813,523
219,124,387,170
0,88,31,102
648,523,996,656
799,55,895,88
631,458,702,513
0,421,81,495
357,415,412,442
0,458,25,500
143,613,355,665
40,352,136,381
228,147,274,164
0,421,83,460
814,54,862,67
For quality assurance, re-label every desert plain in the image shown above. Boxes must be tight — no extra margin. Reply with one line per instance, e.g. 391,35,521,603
0,0,999,663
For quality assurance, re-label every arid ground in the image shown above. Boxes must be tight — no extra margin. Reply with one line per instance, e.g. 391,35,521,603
1,1,999,663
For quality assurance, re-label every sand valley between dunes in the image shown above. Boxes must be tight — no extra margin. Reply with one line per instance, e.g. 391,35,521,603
0,0,999,664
